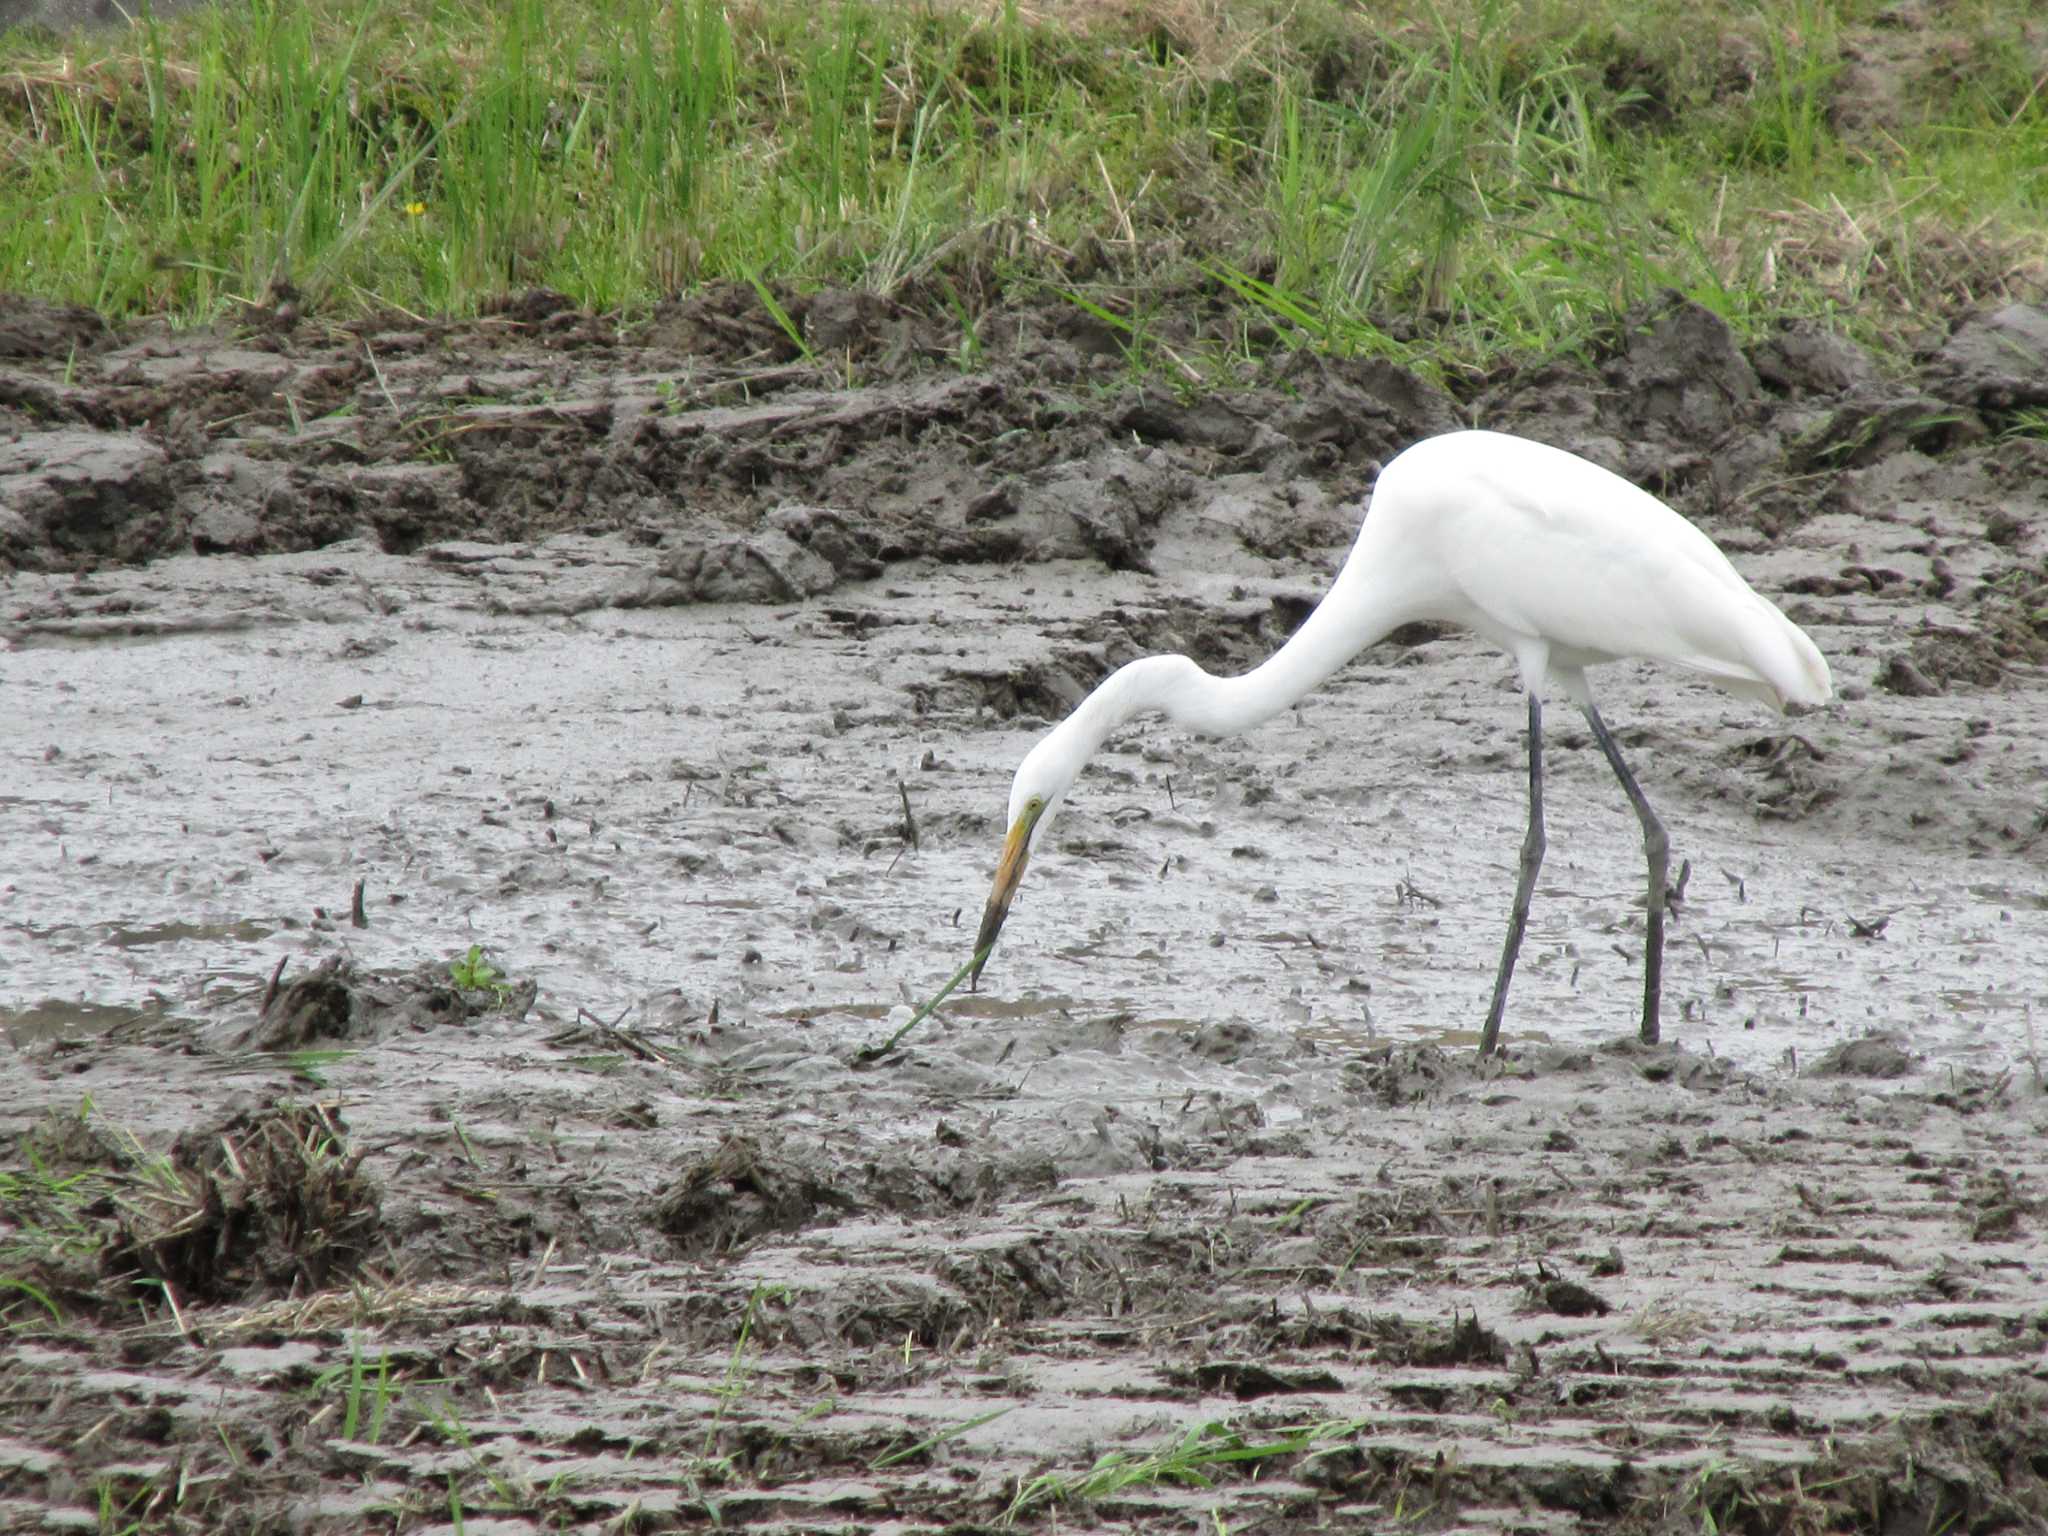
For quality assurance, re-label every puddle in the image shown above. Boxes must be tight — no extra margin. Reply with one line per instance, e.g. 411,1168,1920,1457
1,997,168,1046
100,918,276,949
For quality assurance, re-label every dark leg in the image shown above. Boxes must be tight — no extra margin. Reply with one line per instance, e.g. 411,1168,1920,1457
1583,705,1670,1044
1478,693,1545,1057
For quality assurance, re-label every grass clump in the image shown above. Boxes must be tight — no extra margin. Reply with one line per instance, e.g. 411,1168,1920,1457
0,1106,124,1327
0,0,2041,374
1004,1413,1374,1523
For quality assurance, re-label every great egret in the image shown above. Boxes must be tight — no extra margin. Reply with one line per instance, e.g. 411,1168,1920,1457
971,429,1832,1055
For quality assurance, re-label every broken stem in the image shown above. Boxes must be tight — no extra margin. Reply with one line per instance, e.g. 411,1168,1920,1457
865,944,995,1060
897,780,919,850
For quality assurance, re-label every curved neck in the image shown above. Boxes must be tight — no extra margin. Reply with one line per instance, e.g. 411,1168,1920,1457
1057,554,1411,752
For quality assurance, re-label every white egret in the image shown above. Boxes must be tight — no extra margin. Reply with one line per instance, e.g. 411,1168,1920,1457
970,429,1832,1055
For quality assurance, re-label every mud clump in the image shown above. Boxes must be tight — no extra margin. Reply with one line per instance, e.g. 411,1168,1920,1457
0,292,108,358
0,432,176,568
108,1101,379,1304
1380,1309,1508,1368
233,956,354,1051
1930,303,2048,414
643,529,838,605
653,1134,861,1257
1880,618,2039,697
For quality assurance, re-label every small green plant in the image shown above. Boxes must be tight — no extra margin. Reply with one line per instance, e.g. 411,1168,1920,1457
93,1477,150,1536
1998,407,2048,443
0,1131,121,1326
425,1397,525,1511
448,945,514,1006
311,1332,401,1444
1004,1415,1370,1524
871,1406,1011,1471
744,271,815,363
704,1281,787,1458
279,1048,356,1087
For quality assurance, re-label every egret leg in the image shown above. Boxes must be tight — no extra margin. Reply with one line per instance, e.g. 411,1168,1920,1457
1478,693,1545,1058
1582,705,1670,1045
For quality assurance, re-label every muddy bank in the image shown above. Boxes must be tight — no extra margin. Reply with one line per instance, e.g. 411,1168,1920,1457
2,283,2047,1531
3,1013,2044,1532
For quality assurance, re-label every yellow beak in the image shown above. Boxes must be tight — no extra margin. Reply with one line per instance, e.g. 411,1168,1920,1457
970,802,1042,988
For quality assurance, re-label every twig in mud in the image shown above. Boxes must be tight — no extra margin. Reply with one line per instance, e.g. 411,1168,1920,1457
897,781,918,852
1847,912,1890,940
1395,877,1441,909
567,1005,676,1065
856,944,994,1063
528,1236,558,1289
361,340,408,425
352,572,397,617
153,1279,192,1339
350,879,367,929
260,956,288,1014
1667,857,1691,908
657,363,822,412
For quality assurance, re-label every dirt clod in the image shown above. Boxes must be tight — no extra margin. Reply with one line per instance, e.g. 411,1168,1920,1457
107,1102,378,1305
653,1134,860,1257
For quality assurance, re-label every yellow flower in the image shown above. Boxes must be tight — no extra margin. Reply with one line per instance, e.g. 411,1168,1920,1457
403,201,427,217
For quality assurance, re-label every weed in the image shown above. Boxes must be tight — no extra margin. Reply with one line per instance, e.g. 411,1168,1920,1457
703,1280,787,1461
1999,408,2048,444
0,1117,124,1325
744,271,814,362
1004,1414,1370,1523
1628,1295,1715,1344
310,1332,400,1444
448,945,514,1006
871,1406,1012,1471
93,1478,149,1536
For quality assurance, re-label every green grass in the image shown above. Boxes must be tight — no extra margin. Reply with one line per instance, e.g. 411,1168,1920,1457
308,1331,403,1444
0,1134,117,1327
447,944,513,1005
0,0,2041,373
1003,1413,1374,1524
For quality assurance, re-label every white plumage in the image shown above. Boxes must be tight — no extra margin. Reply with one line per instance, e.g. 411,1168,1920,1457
971,429,1832,1053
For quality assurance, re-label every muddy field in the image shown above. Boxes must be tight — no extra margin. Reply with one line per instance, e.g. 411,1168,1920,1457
2,284,2046,1532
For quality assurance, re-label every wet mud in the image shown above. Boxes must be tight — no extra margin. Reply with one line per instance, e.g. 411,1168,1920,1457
2,284,2046,1531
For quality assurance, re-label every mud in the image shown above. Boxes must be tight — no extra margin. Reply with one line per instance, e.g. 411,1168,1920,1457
2,283,2046,1531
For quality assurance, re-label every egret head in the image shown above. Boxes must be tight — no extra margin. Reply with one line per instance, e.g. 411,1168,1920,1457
970,731,1079,985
